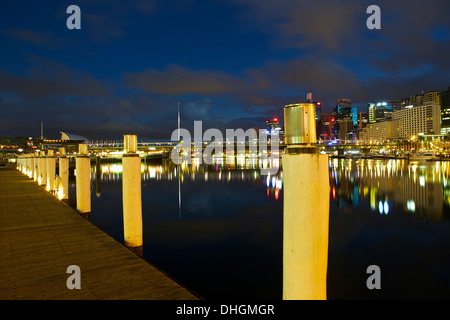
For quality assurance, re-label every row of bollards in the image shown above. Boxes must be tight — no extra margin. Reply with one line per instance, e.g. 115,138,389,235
15,135,143,256
17,148,69,202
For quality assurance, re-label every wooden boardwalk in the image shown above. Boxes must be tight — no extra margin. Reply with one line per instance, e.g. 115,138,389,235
0,165,198,300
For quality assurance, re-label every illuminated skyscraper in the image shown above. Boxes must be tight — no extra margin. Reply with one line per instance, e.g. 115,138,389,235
332,99,357,139
358,112,368,129
334,99,357,125
392,103,441,139
367,101,395,123
441,87,450,134
266,117,280,131
265,117,284,142
424,91,441,107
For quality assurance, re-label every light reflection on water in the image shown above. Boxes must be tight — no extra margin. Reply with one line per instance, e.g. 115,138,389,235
330,158,450,221
67,157,450,299
90,157,283,201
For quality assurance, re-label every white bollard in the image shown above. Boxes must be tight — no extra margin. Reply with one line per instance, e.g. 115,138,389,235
46,150,56,193
24,155,28,175
58,147,69,202
76,144,91,214
33,151,39,181
38,151,47,187
95,156,101,198
25,155,28,175
122,135,143,255
26,155,30,177
282,102,330,300
28,154,32,178
30,154,35,180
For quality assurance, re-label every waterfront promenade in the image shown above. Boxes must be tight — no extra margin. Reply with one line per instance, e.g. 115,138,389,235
0,164,197,300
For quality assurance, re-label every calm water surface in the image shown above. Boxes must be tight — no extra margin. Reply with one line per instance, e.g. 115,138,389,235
68,157,450,299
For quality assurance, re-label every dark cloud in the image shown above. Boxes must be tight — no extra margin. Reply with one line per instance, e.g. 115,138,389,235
230,0,449,104
3,29,66,47
232,0,365,51
133,0,157,15
0,93,178,140
123,64,287,113
265,56,366,100
233,0,449,50
0,56,111,99
124,65,250,95
82,12,128,44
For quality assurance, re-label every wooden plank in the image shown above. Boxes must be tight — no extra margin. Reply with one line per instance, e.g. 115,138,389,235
0,165,198,300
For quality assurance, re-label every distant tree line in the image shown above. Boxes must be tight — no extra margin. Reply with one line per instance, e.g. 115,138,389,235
0,136,43,152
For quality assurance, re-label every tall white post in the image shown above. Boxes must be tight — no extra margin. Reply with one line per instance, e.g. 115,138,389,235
38,151,47,187
25,154,30,177
17,155,21,172
76,144,91,215
122,135,143,255
95,156,101,198
46,150,56,193
25,155,28,175
282,102,330,300
30,153,35,180
33,151,39,181
27,155,30,176
24,155,28,175
58,147,69,202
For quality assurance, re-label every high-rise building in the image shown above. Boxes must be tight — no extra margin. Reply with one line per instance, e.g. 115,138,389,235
329,115,336,139
314,102,322,139
265,117,284,142
337,98,352,108
410,93,424,107
388,100,401,111
266,117,280,131
314,102,322,122
401,97,411,109
360,120,400,141
358,111,368,129
400,94,426,109
392,103,441,139
318,113,330,140
368,103,375,123
442,88,450,134
424,90,442,108
338,119,354,140
367,101,394,123
333,99,357,124
332,99,357,139
423,90,445,133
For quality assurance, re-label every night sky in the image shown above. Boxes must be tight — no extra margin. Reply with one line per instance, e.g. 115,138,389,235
1,0,449,140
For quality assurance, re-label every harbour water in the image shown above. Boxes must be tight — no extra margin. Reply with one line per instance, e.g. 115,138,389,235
68,157,450,299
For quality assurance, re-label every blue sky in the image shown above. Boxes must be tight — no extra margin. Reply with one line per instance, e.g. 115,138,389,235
0,0,449,139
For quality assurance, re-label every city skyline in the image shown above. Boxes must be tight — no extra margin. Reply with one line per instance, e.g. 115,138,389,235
1,0,449,140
